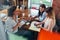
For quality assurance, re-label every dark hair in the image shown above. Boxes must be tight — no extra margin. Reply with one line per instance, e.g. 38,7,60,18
38,4,46,16
40,4,46,9
45,7,53,18
8,6,16,17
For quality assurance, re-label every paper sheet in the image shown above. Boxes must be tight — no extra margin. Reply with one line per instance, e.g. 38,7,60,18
29,21,41,32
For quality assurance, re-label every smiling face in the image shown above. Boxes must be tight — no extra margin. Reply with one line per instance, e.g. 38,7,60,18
39,7,45,13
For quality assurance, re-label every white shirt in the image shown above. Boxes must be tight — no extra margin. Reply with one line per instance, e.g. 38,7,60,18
44,18,52,28
44,17,55,31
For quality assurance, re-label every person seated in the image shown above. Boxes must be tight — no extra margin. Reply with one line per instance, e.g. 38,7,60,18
37,4,46,22
5,6,20,33
30,4,46,22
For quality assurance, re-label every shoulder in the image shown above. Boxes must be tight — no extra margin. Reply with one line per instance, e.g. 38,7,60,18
43,12,46,14
49,18,53,22
43,12,46,15
49,18,55,25
5,17,13,23
50,18,55,21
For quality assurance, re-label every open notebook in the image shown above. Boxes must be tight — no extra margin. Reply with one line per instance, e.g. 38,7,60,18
29,21,41,32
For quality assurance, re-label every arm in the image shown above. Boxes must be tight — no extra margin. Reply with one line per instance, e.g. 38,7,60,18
47,19,55,32
12,22,20,31
38,17,47,25
5,19,20,32
35,17,47,28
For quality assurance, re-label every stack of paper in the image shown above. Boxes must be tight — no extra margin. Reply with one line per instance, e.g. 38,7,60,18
29,21,41,32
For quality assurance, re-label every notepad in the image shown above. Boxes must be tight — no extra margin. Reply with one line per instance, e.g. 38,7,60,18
29,21,41,32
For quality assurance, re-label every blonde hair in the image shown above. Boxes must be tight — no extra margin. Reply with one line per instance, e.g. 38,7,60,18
46,7,56,25
46,7,55,19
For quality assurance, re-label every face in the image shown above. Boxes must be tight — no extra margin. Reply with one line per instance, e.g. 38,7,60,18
13,9,20,16
46,12,48,17
40,7,45,12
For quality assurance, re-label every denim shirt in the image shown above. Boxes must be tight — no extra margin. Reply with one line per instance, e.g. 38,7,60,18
39,12,46,21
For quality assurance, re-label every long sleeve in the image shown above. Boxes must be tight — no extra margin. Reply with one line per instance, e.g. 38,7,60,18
0,20,7,40
5,17,18,33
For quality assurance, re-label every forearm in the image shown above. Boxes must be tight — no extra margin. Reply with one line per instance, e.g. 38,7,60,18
13,22,20,31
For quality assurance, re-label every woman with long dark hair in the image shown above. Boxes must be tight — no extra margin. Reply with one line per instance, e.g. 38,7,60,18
38,4,46,22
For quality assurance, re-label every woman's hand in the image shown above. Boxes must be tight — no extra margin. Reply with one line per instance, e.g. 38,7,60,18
17,22,20,27
13,22,20,31
34,22,42,25
34,22,41,28
36,25,41,28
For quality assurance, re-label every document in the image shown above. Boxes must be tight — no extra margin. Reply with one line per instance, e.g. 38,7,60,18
29,21,41,32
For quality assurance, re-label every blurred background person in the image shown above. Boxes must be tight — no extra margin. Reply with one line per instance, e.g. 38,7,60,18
0,19,7,40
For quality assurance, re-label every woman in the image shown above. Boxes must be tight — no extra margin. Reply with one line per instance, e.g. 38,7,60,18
5,6,27,40
29,4,46,40
31,4,46,22
5,6,20,33
38,4,46,22
36,7,58,40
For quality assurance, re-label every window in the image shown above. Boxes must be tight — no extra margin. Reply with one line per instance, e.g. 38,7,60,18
28,0,53,9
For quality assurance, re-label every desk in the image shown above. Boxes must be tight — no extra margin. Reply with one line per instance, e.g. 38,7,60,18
18,20,39,40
